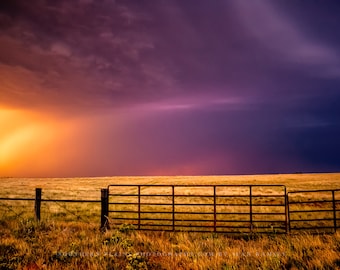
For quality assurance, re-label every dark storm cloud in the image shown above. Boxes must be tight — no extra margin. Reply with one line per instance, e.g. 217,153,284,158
279,94,340,172
1,0,340,176
1,0,340,110
0,0,178,110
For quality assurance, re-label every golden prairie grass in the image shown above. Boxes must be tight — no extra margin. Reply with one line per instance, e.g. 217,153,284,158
0,219,340,269
0,173,340,269
1,172,340,198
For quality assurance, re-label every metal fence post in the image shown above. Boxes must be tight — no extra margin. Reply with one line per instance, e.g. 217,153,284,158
35,188,42,221
213,186,216,232
101,188,109,230
172,185,175,231
284,186,288,234
138,185,141,230
287,192,291,233
332,190,337,232
249,186,253,232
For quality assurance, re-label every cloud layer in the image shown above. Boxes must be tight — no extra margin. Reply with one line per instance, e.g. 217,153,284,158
1,0,340,176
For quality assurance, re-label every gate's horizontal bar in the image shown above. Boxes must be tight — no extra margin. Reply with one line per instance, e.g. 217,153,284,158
109,202,173,206
108,217,139,220
108,184,286,187
249,220,286,223
288,200,338,204
109,210,172,214
251,212,286,215
215,212,252,215
289,209,335,213
139,224,173,227
290,226,336,230
176,224,250,229
139,218,173,222
42,199,100,203
108,202,285,207
289,218,335,222
0,198,35,201
288,189,340,194
251,204,285,207
251,195,285,198
251,226,286,229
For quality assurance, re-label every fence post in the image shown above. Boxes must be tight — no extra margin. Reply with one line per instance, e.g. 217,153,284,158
172,185,175,231
213,186,216,232
249,186,253,232
35,188,42,221
101,188,109,230
138,185,141,230
284,186,288,234
332,190,337,232
287,193,291,233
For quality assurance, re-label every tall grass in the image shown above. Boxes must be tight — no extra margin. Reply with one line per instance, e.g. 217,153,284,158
0,218,339,269
0,173,339,269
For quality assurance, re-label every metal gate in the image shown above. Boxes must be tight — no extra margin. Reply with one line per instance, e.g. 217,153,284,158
287,189,340,233
107,184,287,234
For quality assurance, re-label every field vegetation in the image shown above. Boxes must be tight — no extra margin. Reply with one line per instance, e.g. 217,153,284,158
0,173,339,269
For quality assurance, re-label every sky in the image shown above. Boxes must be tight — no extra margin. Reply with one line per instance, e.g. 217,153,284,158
0,0,340,177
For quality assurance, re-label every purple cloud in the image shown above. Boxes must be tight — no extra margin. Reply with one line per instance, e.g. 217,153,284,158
1,0,340,176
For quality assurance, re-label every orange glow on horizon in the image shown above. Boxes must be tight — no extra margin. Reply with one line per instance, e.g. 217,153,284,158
0,107,127,177
0,108,79,177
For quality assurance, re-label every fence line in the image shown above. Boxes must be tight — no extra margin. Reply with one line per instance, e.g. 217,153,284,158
0,188,102,227
0,186,339,233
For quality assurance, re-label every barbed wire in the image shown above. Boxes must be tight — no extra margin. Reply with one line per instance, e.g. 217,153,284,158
42,195,100,222
0,196,99,223
0,200,27,219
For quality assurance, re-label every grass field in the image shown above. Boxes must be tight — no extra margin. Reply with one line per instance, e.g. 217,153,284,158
0,173,340,269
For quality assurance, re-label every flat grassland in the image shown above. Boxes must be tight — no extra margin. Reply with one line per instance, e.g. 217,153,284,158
0,173,339,269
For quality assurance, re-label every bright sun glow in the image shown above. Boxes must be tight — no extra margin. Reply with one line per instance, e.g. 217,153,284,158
0,125,40,166
0,109,43,172
0,108,79,177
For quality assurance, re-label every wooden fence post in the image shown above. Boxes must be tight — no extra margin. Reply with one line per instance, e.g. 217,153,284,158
35,188,42,221
101,188,109,230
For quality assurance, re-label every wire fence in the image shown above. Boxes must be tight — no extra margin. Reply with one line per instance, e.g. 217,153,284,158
0,186,339,234
0,190,101,224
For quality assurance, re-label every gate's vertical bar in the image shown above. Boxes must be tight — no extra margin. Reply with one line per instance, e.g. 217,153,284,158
35,188,42,221
101,188,109,230
172,185,175,231
287,192,291,233
138,185,141,230
284,186,288,234
249,186,253,232
332,190,337,232
214,185,217,232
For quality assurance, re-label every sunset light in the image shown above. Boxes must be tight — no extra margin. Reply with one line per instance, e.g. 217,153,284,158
1,2,339,269
0,1,339,177
0,108,81,177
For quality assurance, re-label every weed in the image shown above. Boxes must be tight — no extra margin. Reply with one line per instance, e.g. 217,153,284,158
126,253,148,270
0,243,22,270
119,224,136,234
